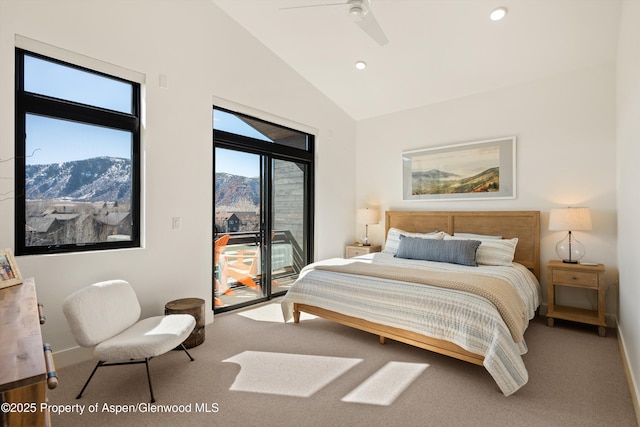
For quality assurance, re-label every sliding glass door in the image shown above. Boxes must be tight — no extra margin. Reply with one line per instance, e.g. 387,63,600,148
271,159,309,292
213,108,313,312
214,148,264,309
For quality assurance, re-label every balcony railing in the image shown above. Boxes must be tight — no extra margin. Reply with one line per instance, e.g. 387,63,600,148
215,229,305,275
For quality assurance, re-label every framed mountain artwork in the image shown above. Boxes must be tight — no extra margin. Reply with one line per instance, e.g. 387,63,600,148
402,137,516,201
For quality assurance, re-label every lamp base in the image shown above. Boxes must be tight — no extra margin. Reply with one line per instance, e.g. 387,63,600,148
555,232,586,264
362,243,371,247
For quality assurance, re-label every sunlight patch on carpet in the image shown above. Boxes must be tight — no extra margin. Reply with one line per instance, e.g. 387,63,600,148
223,351,361,397
237,303,317,322
341,361,429,406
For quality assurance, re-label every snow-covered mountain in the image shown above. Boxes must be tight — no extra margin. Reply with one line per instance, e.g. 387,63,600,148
25,156,131,202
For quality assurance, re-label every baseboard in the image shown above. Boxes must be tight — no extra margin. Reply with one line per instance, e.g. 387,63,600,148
52,345,95,369
617,324,640,426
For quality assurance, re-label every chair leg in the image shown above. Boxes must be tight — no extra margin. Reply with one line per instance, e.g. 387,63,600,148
76,361,104,399
77,351,192,403
144,358,156,403
180,344,195,361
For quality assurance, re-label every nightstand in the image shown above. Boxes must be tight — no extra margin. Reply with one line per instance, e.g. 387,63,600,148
345,244,381,258
546,260,606,336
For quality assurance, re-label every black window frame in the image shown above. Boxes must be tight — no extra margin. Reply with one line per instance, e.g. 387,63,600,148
213,106,315,313
14,48,141,255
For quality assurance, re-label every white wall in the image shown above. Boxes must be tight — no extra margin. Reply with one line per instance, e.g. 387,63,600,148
0,0,356,365
617,0,640,413
1,5,635,412
355,64,618,316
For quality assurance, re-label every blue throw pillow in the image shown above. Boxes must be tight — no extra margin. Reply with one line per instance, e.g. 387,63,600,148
395,235,481,266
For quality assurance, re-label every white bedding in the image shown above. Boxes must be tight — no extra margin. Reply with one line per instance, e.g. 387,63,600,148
281,252,541,396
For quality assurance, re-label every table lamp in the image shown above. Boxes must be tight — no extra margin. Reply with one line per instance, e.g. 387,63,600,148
357,208,379,246
548,207,592,263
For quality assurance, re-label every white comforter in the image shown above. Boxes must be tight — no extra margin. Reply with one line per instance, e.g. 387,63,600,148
281,252,541,396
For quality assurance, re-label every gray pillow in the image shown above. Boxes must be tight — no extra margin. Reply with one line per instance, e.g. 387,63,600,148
395,235,481,266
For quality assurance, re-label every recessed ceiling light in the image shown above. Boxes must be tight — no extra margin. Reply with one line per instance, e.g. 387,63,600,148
490,7,507,21
355,60,367,70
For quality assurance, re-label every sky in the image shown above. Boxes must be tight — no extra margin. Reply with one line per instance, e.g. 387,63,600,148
24,54,132,113
213,109,269,178
26,114,131,165
215,148,260,178
24,54,133,166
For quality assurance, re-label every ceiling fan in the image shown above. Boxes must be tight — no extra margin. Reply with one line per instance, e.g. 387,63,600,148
281,0,389,46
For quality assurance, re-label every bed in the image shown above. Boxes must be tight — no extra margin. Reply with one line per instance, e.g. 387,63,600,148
281,210,541,396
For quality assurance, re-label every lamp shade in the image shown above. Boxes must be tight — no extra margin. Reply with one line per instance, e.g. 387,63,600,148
357,208,379,225
548,207,592,231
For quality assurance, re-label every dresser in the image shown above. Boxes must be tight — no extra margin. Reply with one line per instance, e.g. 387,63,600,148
1,278,55,426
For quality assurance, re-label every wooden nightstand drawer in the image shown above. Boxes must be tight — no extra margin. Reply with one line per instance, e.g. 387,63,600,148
345,245,381,258
552,269,599,288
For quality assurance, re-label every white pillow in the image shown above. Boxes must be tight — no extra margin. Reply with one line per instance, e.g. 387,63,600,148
444,235,518,266
453,232,502,240
383,228,445,255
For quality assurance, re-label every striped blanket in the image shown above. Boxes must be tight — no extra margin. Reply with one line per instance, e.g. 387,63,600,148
281,253,540,396
312,261,527,343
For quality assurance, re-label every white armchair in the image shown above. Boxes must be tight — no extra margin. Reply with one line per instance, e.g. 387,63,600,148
63,280,196,402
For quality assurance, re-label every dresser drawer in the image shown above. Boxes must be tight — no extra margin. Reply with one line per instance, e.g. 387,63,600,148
552,269,599,288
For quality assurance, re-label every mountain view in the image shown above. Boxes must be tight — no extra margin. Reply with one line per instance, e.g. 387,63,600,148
215,172,260,207
412,167,499,195
23,157,133,247
26,156,131,202
22,159,266,246
26,159,259,206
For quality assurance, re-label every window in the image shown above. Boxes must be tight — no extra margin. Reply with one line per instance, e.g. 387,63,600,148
14,49,141,255
213,107,314,312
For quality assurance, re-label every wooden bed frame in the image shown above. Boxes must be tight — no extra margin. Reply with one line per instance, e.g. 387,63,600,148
293,210,540,366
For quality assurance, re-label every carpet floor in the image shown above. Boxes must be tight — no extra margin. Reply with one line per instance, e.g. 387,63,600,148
48,302,637,426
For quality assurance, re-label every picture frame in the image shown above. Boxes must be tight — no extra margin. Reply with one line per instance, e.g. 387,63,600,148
0,248,23,289
402,136,516,201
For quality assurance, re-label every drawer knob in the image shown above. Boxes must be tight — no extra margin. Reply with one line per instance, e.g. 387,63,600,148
38,303,46,325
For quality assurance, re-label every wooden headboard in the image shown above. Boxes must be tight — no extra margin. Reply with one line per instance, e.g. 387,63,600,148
385,211,541,279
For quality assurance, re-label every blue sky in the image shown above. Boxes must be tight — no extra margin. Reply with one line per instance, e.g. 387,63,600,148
213,109,271,143
215,148,260,178
213,109,269,177
26,114,131,165
24,54,132,166
24,55,132,113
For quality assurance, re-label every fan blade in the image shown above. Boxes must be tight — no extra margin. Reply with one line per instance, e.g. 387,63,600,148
280,2,346,10
354,9,388,45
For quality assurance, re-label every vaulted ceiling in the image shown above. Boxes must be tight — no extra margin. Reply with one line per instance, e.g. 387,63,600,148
211,0,622,120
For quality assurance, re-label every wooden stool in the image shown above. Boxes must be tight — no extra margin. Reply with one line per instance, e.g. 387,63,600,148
164,298,205,348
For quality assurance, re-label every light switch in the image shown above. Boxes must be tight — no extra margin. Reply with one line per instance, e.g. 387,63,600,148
172,217,181,229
